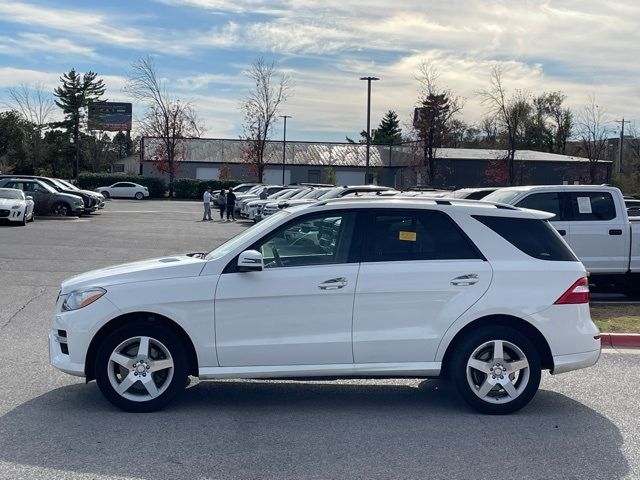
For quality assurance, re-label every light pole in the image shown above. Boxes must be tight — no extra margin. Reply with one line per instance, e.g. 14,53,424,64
280,115,292,185
360,76,379,184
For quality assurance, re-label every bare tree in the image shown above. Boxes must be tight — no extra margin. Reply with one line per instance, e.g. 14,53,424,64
412,62,464,185
478,66,531,185
240,57,292,183
125,56,203,196
7,83,55,173
576,95,609,184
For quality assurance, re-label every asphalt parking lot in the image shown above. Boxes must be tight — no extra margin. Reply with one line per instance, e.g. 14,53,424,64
0,199,639,480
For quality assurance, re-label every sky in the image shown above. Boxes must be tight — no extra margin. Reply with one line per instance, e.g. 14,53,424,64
0,0,639,142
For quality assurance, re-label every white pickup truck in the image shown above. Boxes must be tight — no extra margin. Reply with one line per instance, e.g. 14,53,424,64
483,185,640,295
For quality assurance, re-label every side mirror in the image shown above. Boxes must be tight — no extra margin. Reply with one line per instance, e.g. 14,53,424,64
238,250,263,272
26,196,33,201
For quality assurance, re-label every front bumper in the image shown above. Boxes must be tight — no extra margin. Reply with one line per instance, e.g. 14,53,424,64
0,207,26,222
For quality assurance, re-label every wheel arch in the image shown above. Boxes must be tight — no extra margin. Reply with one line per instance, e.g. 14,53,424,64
84,311,199,381
439,314,554,378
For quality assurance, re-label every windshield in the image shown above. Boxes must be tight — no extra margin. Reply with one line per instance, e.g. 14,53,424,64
270,189,295,199
49,178,69,190
205,210,290,260
305,188,332,199
0,188,24,200
289,188,313,199
275,189,302,200
317,187,345,200
482,189,522,205
57,179,79,190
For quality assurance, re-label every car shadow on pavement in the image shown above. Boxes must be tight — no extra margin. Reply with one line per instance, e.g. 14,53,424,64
0,379,629,480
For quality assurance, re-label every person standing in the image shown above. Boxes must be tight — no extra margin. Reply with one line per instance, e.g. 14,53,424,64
202,187,213,221
218,189,227,220
226,187,236,221
259,187,268,200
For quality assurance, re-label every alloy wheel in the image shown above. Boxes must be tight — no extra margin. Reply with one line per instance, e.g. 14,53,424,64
107,336,174,402
465,339,530,404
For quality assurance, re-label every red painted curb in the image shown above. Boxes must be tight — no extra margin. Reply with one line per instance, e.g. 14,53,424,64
599,333,640,348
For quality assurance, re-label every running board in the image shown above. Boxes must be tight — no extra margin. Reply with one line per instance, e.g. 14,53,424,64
198,362,441,379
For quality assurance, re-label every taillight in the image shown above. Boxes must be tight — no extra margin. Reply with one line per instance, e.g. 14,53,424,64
554,277,590,304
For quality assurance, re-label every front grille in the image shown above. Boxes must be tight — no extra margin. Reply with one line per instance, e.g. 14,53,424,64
0,209,9,217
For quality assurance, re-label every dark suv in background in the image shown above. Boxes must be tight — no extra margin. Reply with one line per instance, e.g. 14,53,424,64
0,178,85,216
0,175,103,214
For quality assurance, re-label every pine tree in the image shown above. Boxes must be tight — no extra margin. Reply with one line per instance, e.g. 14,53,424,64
53,69,106,179
373,110,402,145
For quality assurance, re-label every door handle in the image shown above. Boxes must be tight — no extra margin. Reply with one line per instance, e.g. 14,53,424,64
609,229,622,236
557,229,566,236
450,274,479,286
318,277,347,290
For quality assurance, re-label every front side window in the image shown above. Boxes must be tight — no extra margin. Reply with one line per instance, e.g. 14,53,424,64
568,192,616,221
256,212,357,268
363,210,483,262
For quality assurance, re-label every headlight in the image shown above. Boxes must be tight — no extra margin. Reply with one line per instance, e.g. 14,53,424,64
11,204,21,209
62,287,106,311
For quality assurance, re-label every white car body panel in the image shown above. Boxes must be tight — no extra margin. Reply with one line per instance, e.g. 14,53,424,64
215,264,358,366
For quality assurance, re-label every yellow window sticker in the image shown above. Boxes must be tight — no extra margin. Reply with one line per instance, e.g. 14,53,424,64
399,231,417,242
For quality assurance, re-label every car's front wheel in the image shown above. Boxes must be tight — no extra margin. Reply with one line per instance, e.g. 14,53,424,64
52,202,70,216
95,323,188,412
101,191,110,199
134,192,144,200
451,326,541,415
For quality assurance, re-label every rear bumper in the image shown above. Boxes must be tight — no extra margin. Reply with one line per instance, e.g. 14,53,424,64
552,348,601,374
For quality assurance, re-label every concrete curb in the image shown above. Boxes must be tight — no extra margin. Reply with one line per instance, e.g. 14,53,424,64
599,333,640,348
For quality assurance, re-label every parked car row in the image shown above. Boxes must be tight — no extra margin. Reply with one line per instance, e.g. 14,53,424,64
0,175,107,223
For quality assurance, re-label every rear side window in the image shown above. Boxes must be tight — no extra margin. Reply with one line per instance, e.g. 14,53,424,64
567,192,616,221
515,192,565,219
473,215,578,262
363,210,484,262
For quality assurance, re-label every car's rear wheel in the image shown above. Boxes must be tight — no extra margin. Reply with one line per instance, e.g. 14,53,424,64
52,202,70,216
95,323,188,412
134,192,144,200
451,326,541,415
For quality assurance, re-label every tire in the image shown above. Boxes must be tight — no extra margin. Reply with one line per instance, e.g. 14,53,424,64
95,323,188,412
28,210,34,222
450,326,541,415
52,202,70,216
134,192,144,200
102,191,110,199
19,211,27,226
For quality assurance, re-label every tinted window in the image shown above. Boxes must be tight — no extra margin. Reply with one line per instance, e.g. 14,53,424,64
363,210,483,262
568,192,616,221
255,212,357,268
112,183,125,188
515,193,563,218
473,215,578,262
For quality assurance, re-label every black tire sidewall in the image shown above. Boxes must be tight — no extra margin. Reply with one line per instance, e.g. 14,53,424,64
451,326,541,415
95,323,188,412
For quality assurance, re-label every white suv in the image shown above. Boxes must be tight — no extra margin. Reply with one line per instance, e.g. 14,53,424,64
49,197,600,414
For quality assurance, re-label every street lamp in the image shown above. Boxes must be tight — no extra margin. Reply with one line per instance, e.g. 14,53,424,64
280,115,292,185
359,76,379,184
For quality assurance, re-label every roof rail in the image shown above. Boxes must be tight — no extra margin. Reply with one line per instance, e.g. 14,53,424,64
315,195,520,210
